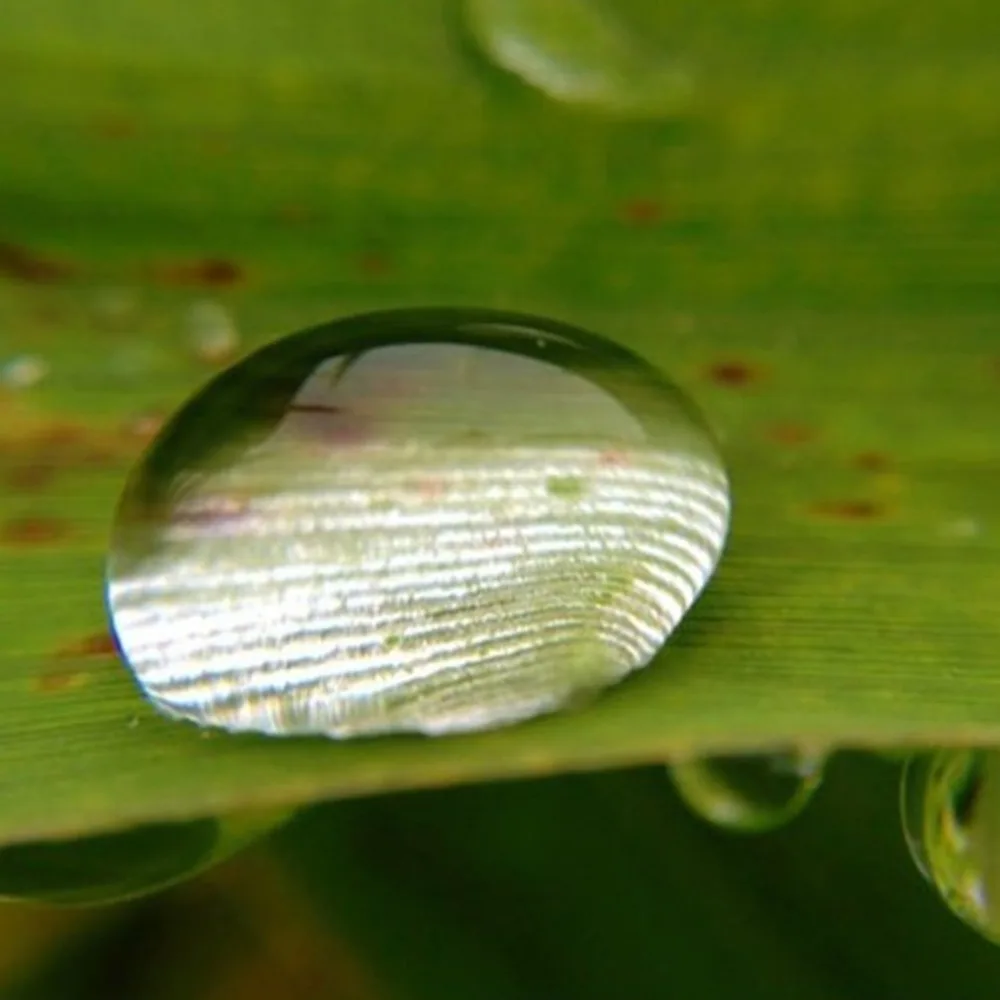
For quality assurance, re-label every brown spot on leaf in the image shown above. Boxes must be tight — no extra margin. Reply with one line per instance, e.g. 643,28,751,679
37,632,117,692
151,258,245,288
810,499,886,521
35,423,87,450
277,204,312,225
2,515,71,545
620,198,664,226
0,242,75,284
598,449,630,467
356,250,391,277
767,423,816,447
854,451,892,472
56,631,118,659
5,462,57,492
706,361,759,387
35,669,88,693
93,115,138,140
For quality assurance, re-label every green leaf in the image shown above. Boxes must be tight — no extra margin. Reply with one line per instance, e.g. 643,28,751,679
1,0,998,845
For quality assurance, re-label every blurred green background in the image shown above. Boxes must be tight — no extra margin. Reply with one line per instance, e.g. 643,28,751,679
2,0,999,995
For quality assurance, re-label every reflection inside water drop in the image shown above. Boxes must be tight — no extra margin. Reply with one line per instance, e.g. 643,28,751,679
0,807,290,907
901,750,1000,944
106,308,730,740
463,0,694,118
670,752,826,833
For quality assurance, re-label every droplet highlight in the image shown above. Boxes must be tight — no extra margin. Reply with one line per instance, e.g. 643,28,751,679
670,752,826,832
107,307,730,740
0,807,290,907
901,750,1000,944
463,0,694,118
187,299,240,364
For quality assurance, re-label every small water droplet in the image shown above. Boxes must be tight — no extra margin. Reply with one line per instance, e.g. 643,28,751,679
1,354,49,389
107,308,730,740
463,0,694,118
187,299,240,364
670,752,826,832
901,750,1000,944
92,287,140,329
0,806,291,906
940,517,981,540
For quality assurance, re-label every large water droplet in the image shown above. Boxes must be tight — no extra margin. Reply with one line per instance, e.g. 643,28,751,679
463,0,694,118
901,750,1000,944
0,807,289,906
669,752,826,832
107,307,730,740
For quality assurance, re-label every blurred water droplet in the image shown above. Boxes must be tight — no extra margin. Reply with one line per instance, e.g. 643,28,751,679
0,807,291,907
107,307,730,740
464,0,694,118
187,299,240,364
92,287,140,329
939,517,981,540
670,752,826,832
1,355,49,389
901,750,1000,944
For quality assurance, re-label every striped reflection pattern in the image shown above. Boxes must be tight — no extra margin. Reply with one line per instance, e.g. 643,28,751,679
109,442,729,737
107,308,732,739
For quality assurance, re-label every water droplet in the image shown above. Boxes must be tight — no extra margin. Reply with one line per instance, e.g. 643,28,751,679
1,354,49,389
670,752,826,832
92,287,140,329
0,806,290,907
187,299,240,364
107,307,730,739
463,0,694,118
900,750,1000,943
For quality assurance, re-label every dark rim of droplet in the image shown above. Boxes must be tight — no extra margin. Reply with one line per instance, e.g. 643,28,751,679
0,819,217,906
129,308,719,509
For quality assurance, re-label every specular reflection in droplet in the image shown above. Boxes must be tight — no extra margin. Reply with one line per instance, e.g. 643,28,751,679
463,0,694,118
106,307,730,740
900,749,1000,944
669,751,826,833
0,807,290,907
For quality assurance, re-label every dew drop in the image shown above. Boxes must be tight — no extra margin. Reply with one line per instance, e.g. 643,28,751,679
900,750,1000,944
463,0,694,119
0,807,291,907
187,299,240,364
669,752,826,833
1,354,49,389
106,307,730,740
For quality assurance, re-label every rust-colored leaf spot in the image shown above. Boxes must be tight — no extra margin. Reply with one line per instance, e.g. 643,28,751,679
277,204,312,225
1,515,71,545
0,242,75,284
35,423,87,450
5,462,57,492
854,451,892,472
620,198,664,226
810,499,886,521
767,423,816,447
35,669,88,693
93,115,138,140
356,250,392,277
152,258,245,288
55,632,118,659
706,361,759,387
